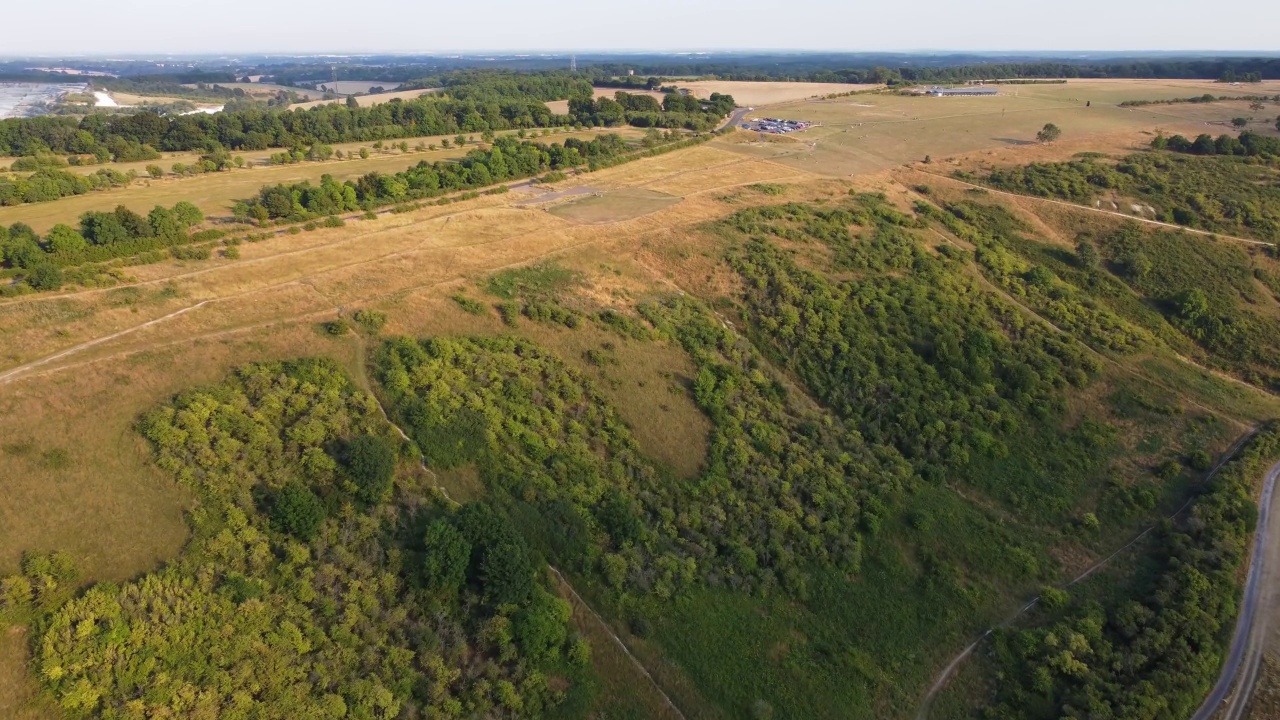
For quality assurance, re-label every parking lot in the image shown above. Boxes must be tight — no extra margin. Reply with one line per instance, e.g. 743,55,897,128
740,117,814,134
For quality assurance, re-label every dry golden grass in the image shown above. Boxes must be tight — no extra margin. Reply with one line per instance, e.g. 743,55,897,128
674,80,879,105
545,88,666,114
721,78,1280,177
547,188,680,224
6,96,1279,715
198,82,327,99
0,128,641,232
107,91,224,110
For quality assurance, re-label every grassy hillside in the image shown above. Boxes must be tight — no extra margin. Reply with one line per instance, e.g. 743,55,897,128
2,146,1279,720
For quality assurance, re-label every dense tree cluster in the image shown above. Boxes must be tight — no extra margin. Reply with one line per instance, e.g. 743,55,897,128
376,330,909,600
0,166,132,206
0,95,565,157
1087,222,1280,389
982,425,1280,720
719,196,1098,489
1,201,203,287
7,358,584,718
922,200,1151,353
976,150,1280,240
576,57,1280,85
567,91,735,130
427,71,595,102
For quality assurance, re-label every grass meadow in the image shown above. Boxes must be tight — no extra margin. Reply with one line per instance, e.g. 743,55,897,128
3,83,1280,717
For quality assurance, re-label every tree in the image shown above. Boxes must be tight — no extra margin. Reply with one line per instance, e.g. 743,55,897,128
1232,117,1249,129
45,224,87,255
145,164,163,179
513,587,571,662
172,201,204,227
1036,123,1062,144
271,482,325,539
455,135,467,148
344,434,396,504
346,95,359,109
359,147,370,159
422,521,470,593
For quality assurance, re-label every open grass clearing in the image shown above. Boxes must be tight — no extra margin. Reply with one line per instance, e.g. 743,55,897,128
0,149,797,378
0,127,642,232
714,77,1280,178
723,92,1262,177
548,188,681,224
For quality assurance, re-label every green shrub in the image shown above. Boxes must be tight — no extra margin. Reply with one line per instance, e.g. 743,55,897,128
344,434,396,504
322,319,349,336
451,294,487,315
496,302,520,326
271,483,326,540
26,263,63,291
352,309,388,332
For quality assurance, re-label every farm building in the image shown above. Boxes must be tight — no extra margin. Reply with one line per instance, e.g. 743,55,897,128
926,86,999,97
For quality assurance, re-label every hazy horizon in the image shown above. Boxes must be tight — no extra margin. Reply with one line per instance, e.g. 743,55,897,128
5,0,1279,56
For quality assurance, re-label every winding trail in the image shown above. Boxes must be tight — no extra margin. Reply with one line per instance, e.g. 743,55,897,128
0,300,210,385
915,432,1260,719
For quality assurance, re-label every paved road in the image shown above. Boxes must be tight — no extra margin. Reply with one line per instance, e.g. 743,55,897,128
718,107,753,132
1191,460,1280,720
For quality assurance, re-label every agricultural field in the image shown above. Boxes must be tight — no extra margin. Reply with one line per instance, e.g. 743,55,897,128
316,80,403,95
289,87,442,110
3,75,1280,720
545,88,667,114
196,81,328,99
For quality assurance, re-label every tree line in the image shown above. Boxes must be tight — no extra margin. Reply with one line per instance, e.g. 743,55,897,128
238,133,670,223
1,201,205,292
1154,130,1280,157
0,83,731,160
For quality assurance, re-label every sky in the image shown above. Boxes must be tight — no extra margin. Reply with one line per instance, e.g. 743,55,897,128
4,0,1279,56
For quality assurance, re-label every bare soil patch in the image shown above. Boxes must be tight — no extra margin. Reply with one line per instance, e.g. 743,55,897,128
547,188,681,224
